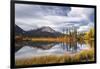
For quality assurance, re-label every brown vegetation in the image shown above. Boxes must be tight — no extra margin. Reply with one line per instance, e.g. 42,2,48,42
15,49,94,66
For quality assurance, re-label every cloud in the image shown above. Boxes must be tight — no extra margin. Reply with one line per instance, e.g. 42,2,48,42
15,4,71,31
15,4,94,32
15,4,71,18
68,7,94,21
78,22,94,32
67,7,94,32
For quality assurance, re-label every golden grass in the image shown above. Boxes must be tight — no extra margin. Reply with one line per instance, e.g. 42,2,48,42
78,49,94,61
15,49,94,66
15,35,76,42
15,55,68,66
30,37,77,43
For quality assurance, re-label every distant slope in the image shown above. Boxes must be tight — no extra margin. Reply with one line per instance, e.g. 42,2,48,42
15,25,25,35
15,25,62,37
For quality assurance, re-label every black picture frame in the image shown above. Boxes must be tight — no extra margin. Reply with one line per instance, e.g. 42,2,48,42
10,0,96,68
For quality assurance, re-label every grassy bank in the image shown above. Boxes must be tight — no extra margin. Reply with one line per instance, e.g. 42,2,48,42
31,37,77,42
16,36,78,43
15,49,94,66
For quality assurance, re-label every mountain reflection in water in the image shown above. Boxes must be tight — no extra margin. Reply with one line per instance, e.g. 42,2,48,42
15,41,94,59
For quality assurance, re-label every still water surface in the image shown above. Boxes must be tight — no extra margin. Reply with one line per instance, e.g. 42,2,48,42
15,41,94,59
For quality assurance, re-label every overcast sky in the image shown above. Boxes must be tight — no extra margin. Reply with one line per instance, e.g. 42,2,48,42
15,3,94,32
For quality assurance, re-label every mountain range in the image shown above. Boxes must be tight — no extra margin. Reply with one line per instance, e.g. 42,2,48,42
15,25,62,37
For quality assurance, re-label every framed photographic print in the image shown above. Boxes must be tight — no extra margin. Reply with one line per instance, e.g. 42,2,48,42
11,0,96,68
